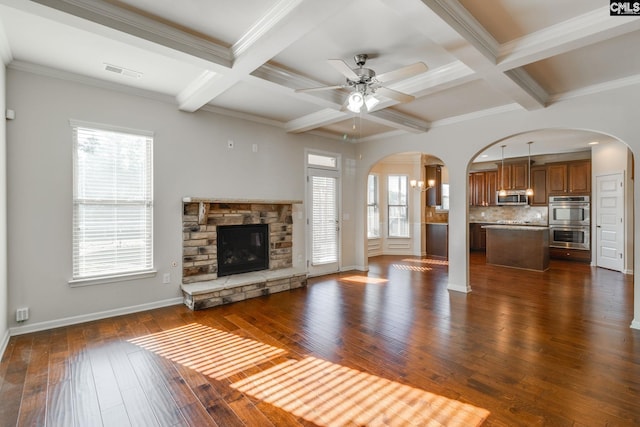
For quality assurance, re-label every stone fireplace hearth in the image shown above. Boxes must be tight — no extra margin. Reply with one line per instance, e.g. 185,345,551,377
181,198,307,310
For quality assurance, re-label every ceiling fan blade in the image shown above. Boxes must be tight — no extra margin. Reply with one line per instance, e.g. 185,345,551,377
328,59,359,80
376,62,428,83
376,87,415,103
295,85,343,93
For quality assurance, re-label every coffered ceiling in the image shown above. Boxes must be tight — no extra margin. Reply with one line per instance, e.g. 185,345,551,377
0,0,638,158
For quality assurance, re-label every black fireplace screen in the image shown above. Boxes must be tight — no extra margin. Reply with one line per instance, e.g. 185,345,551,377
217,224,269,276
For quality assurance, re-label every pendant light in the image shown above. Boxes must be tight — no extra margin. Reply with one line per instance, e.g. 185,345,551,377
498,145,507,197
525,141,534,197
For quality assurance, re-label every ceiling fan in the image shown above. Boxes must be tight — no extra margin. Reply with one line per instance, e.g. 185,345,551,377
295,54,428,113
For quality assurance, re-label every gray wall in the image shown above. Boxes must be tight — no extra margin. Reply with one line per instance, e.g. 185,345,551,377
0,64,7,352
6,69,356,332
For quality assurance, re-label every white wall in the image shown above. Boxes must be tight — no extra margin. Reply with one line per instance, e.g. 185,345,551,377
0,63,8,353
6,69,356,332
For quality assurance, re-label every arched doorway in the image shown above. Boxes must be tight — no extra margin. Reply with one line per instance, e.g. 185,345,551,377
365,152,449,267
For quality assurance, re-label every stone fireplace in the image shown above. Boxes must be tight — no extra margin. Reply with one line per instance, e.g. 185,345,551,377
181,198,307,310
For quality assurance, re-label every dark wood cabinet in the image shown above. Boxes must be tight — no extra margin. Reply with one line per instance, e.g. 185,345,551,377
469,223,487,251
547,160,591,195
425,165,442,206
426,224,448,258
497,161,528,190
511,162,528,190
530,166,547,206
547,163,568,194
549,247,591,262
469,171,497,206
486,170,498,206
568,161,591,194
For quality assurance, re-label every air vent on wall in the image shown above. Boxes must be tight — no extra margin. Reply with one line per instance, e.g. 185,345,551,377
103,63,142,79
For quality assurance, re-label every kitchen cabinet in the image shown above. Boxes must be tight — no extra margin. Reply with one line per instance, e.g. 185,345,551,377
549,247,591,262
426,223,448,258
469,171,497,206
497,161,528,191
568,161,591,194
425,165,442,206
547,160,591,195
530,166,548,206
469,223,487,251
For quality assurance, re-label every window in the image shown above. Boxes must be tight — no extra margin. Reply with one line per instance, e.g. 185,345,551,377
367,174,380,238
71,121,153,283
388,175,409,237
307,152,337,169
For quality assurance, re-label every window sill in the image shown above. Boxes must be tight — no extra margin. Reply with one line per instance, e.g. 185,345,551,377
69,270,157,287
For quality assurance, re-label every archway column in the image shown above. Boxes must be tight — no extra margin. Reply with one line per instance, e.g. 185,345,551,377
446,156,471,293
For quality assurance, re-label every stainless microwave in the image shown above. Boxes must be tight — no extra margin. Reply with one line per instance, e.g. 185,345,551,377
496,190,528,206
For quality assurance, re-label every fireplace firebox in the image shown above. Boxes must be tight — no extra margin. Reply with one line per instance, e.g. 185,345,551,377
217,224,269,276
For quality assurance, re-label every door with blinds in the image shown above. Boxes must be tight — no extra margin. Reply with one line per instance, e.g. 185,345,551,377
307,167,340,276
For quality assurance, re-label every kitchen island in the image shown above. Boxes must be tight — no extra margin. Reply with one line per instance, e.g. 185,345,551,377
484,225,550,271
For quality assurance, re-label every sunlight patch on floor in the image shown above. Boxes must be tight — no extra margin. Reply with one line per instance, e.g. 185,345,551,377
231,355,490,427
392,264,433,272
402,258,449,266
130,323,489,426
128,323,286,380
340,275,389,284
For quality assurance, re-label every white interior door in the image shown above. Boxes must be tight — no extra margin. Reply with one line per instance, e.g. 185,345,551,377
307,169,340,276
596,173,624,272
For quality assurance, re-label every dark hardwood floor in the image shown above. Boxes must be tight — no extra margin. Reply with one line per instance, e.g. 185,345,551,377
1,253,638,426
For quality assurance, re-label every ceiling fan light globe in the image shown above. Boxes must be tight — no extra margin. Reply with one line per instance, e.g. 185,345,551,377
364,94,380,111
347,92,364,113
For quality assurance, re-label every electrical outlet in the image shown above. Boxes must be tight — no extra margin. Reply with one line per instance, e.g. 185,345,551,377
16,307,29,322
252,143,258,153
163,273,171,284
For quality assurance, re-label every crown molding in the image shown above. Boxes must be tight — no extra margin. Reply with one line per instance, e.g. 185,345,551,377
199,104,284,129
31,0,232,67
430,103,522,128
232,0,303,59
549,74,640,103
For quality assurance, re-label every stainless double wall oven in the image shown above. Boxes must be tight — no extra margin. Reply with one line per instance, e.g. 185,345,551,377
548,195,590,250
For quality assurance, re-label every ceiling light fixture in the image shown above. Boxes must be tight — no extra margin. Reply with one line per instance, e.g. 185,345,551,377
526,141,534,197
346,83,380,114
410,179,435,192
498,145,507,197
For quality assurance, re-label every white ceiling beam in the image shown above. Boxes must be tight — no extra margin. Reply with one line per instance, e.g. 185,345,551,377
26,0,232,68
381,0,548,110
367,109,430,133
179,0,346,112
498,7,640,71
285,108,347,134
0,16,12,65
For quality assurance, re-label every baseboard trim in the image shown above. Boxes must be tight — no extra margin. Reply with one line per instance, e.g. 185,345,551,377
9,297,184,336
447,281,471,293
631,319,640,330
0,329,9,360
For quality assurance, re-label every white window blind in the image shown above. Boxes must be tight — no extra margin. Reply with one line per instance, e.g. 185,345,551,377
72,123,153,280
311,175,338,265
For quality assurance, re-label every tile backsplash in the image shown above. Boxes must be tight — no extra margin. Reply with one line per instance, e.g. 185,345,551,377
469,206,548,225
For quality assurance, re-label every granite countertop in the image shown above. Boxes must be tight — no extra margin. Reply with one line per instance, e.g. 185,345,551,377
425,222,448,225
482,224,549,230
